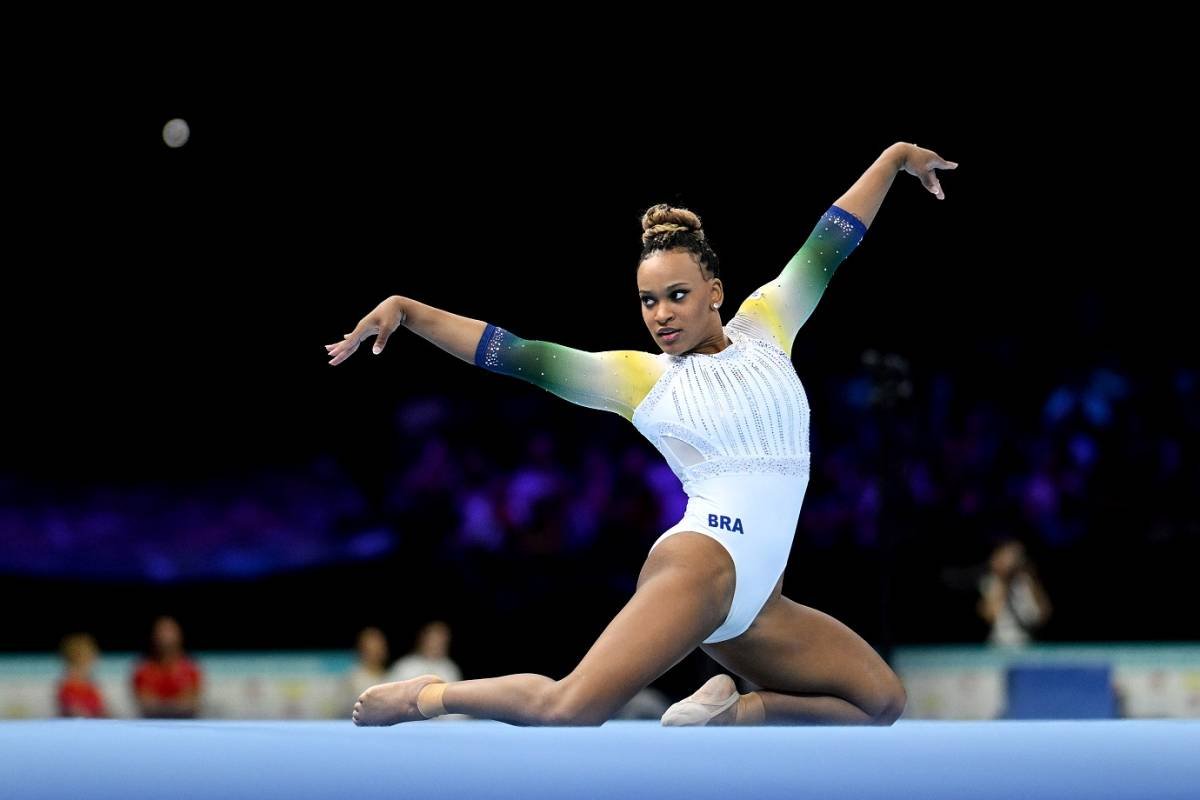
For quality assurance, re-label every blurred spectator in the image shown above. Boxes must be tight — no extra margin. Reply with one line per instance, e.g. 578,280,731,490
344,627,390,700
132,616,203,718
977,540,1053,646
57,633,107,718
388,621,462,682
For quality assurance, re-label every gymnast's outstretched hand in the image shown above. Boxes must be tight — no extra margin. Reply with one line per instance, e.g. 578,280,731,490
900,144,958,200
325,295,407,366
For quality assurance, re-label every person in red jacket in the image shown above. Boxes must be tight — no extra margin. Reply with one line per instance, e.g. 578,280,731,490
57,633,107,718
132,616,203,718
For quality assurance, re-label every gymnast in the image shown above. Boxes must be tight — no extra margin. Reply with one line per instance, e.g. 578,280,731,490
328,141,956,726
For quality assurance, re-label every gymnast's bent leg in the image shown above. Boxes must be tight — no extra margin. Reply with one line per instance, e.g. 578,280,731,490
696,585,907,725
353,532,734,727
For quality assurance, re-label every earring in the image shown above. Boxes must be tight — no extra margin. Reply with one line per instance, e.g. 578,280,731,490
712,303,720,309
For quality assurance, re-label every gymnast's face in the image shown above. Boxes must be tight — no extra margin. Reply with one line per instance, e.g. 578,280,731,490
637,248,724,355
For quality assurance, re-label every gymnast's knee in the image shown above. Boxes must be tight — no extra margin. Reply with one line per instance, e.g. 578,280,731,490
869,674,907,726
532,681,613,727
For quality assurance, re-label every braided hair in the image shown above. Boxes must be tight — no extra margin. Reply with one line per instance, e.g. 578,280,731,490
639,203,719,279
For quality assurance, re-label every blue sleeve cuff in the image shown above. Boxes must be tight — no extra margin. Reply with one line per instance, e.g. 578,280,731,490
474,323,500,368
828,204,868,240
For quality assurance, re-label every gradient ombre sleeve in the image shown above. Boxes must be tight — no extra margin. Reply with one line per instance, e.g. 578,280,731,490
731,204,867,356
473,325,666,421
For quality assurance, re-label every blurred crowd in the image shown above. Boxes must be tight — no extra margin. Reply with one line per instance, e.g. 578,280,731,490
4,357,1196,673
56,616,202,719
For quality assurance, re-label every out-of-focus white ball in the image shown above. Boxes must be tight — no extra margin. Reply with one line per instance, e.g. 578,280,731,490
163,118,190,148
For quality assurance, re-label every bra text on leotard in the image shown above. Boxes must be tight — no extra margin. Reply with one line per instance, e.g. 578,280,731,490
708,514,744,534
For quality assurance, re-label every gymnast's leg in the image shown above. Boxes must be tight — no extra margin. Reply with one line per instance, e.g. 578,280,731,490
354,532,734,727
672,577,906,726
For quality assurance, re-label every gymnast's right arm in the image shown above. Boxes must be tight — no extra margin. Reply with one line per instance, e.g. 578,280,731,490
326,295,485,365
326,295,664,421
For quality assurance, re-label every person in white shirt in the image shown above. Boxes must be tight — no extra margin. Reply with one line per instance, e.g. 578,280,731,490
344,627,391,704
388,621,462,683
978,540,1052,646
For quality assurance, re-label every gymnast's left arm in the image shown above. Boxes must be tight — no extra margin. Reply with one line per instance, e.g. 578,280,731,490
733,142,957,356
835,141,957,226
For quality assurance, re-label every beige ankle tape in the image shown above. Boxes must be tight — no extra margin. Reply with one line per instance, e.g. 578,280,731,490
416,681,447,718
737,691,766,725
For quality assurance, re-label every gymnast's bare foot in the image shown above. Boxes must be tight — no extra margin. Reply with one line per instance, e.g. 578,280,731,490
661,674,740,726
352,674,446,726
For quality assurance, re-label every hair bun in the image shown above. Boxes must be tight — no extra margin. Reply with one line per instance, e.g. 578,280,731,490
641,204,704,244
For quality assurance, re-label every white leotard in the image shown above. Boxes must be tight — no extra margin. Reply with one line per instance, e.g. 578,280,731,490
631,314,812,641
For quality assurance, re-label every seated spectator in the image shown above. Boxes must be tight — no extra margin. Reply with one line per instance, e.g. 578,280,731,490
344,627,391,702
57,633,107,718
132,616,203,718
388,621,462,683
